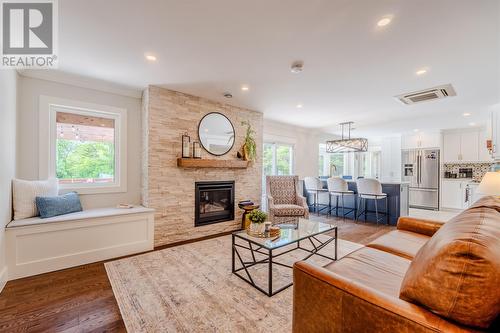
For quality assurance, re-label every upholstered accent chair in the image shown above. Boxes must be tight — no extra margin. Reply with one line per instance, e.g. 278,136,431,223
266,176,309,223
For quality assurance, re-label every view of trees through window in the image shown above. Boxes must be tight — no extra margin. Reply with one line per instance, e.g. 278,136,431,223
319,144,344,177
56,112,115,184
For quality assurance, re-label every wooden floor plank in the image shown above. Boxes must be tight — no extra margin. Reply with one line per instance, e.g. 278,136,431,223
0,217,392,332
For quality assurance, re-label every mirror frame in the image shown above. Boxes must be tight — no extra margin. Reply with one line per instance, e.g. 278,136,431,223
197,112,235,156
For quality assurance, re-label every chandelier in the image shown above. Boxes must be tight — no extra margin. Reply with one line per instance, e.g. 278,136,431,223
326,122,368,153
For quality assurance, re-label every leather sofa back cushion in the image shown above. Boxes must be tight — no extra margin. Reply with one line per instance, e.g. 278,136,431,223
399,196,500,329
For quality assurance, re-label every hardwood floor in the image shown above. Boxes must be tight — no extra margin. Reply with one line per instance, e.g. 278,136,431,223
0,217,393,333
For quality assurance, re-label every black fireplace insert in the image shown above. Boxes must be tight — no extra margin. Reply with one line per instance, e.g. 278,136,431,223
195,181,235,227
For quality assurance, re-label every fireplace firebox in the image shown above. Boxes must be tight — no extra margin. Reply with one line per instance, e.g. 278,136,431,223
195,181,235,227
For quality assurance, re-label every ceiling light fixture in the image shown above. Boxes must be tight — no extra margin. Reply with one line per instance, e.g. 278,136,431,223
416,69,427,76
377,16,392,27
413,129,420,132
463,112,471,117
145,54,157,62
241,86,249,91
296,104,303,108
326,122,368,153
223,92,233,98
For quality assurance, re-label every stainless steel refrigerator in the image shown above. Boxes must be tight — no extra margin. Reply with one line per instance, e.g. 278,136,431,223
401,149,440,210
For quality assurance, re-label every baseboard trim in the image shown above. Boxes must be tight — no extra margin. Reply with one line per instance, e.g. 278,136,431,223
0,266,8,293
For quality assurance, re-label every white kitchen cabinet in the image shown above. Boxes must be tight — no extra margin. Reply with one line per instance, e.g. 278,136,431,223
460,131,479,161
443,132,461,162
441,180,467,210
442,129,490,163
493,110,500,160
401,134,420,150
402,132,441,150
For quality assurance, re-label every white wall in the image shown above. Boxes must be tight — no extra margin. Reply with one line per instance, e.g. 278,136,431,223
0,70,18,291
263,119,335,179
17,75,142,209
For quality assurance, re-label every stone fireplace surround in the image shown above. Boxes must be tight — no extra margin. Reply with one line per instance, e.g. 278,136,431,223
142,86,263,247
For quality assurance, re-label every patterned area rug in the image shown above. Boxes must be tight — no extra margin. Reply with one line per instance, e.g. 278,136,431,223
105,234,363,333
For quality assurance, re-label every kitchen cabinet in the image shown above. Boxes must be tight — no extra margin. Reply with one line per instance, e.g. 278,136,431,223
402,132,441,150
460,131,479,161
443,133,461,163
493,110,500,160
442,129,491,163
441,180,468,209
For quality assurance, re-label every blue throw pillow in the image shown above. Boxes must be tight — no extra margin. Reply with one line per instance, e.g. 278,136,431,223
35,192,83,218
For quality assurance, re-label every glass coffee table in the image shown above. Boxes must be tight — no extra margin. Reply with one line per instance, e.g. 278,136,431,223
232,218,337,296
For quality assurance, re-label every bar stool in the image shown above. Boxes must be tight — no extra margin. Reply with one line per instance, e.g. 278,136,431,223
327,177,356,220
304,177,329,215
356,178,389,225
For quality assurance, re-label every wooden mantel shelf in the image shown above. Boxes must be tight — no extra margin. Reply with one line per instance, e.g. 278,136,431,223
177,158,249,169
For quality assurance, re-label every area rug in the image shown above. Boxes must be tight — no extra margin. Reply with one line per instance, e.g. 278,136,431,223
105,234,363,333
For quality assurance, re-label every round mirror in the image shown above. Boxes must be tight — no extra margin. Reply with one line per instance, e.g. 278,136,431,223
198,112,235,156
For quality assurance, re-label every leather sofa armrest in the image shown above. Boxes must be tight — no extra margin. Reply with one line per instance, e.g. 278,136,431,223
293,261,469,333
396,217,444,237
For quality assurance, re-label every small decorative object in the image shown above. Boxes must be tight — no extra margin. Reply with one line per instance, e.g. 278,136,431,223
246,209,268,237
269,226,281,238
240,120,256,161
238,201,259,229
193,141,201,159
182,132,191,158
264,221,272,235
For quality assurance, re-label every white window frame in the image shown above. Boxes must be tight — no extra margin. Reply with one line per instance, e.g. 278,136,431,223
39,95,127,194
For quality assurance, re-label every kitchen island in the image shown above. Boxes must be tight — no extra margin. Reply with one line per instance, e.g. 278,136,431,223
303,179,409,225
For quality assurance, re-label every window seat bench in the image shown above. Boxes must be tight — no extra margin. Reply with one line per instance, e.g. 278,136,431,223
6,206,155,280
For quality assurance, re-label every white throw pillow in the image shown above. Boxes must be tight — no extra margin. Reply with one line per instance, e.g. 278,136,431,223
12,178,59,220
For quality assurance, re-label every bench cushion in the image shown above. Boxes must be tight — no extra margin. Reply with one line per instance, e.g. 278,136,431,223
7,206,155,228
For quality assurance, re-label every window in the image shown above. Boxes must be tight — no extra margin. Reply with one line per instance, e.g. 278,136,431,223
39,96,127,194
262,142,294,209
318,144,380,179
263,142,294,178
318,143,344,177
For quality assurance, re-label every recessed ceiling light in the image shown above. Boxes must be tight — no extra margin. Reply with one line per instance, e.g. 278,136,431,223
413,129,420,132
416,69,427,76
463,112,471,117
469,122,476,126
377,16,392,27
241,86,249,91
296,104,303,108
145,54,157,62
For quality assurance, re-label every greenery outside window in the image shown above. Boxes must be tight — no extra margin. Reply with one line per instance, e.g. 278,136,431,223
39,96,127,194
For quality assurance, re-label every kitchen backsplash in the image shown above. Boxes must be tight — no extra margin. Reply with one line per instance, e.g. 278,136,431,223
443,162,493,182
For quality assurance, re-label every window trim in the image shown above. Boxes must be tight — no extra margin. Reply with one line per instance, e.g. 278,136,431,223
39,95,127,194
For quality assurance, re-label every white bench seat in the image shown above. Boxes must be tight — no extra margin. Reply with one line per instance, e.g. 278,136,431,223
6,206,155,280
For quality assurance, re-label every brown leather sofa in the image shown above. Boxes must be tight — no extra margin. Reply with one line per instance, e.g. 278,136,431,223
293,196,500,332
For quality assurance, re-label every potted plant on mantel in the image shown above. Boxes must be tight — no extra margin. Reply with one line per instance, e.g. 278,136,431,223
239,120,256,162
247,209,268,235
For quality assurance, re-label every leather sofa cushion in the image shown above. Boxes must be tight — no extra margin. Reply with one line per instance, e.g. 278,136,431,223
400,196,500,329
366,230,430,260
323,247,411,297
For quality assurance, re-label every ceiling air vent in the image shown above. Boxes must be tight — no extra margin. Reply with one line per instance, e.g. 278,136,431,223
396,84,456,105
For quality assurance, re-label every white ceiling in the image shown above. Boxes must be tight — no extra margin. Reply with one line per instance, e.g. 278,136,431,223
51,0,499,136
